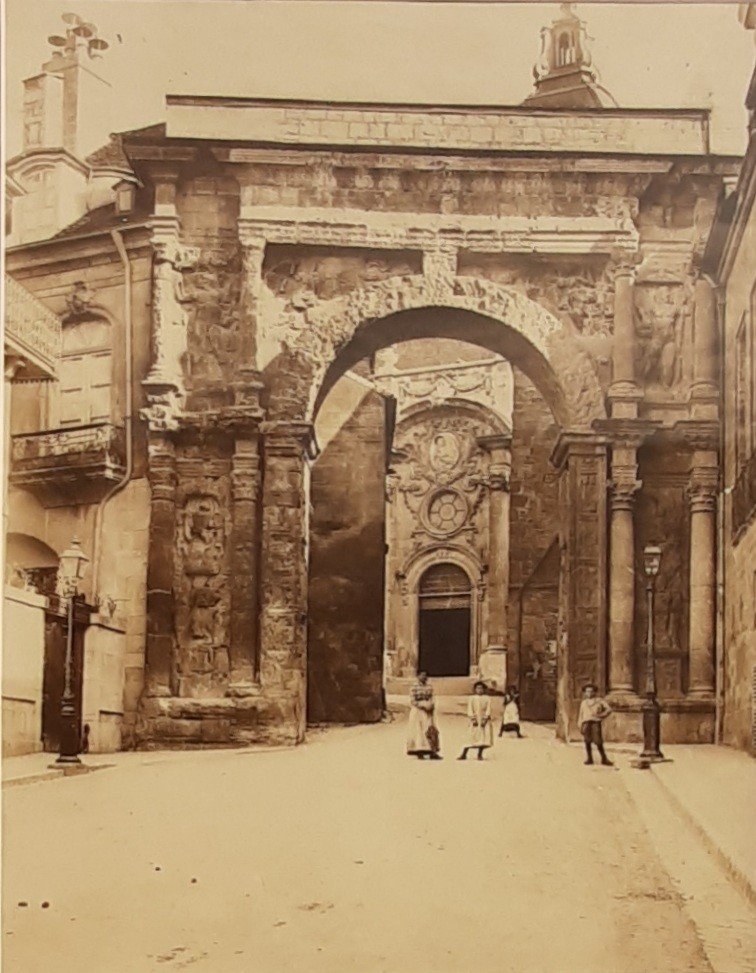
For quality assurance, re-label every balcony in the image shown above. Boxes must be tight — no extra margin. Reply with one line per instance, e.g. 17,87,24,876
732,447,756,542
10,423,126,507
4,274,61,380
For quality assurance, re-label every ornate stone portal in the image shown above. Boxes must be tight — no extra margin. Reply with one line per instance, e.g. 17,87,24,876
377,352,513,690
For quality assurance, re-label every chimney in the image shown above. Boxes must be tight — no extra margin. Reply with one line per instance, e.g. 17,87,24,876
23,12,112,160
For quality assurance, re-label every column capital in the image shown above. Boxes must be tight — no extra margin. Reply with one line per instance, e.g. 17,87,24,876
593,417,661,450
261,420,318,459
146,434,177,501
609,477,642,511
686,469,718,512
550,430,608,472
237,220,267,252
671,419,719,453
231,436,261,503
477,432,513,454
609,249,642,281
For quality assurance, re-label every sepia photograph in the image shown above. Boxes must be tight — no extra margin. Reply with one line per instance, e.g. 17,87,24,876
1,0,755,970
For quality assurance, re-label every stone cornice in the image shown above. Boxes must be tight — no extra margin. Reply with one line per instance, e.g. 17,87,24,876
238,207,638,256
592,418,661,449
669,419,720,452
219,146,675,175
550,430,608,471
261,420,318,459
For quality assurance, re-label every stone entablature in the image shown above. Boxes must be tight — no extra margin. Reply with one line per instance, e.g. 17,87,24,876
166,96,710,157
238,208,638,255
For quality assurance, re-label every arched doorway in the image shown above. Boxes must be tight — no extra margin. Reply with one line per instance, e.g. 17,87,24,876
417,563,472,677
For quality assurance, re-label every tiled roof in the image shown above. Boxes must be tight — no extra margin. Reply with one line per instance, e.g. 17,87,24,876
50,195,151,241
85,122,167,169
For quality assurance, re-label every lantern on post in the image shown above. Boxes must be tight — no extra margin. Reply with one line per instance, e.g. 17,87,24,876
55,537,89,765
639,544,664,763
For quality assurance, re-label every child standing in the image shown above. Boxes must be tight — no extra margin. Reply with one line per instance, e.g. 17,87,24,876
578,683,613,766
458,681,493,760
498,685,523,739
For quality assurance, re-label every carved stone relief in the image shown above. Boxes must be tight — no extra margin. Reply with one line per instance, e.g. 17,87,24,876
186,244,243,384
263,251,419,303
393,412,492,548
634,283,692,395
458,256,614,338
174,456,233,697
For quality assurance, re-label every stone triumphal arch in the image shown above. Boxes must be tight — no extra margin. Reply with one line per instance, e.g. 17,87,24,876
126,88,727,749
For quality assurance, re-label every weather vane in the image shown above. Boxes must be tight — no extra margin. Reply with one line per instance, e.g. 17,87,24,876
47,12,109,59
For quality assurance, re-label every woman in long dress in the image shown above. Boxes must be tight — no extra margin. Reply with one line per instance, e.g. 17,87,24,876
458,681,493,760
406,672,442,760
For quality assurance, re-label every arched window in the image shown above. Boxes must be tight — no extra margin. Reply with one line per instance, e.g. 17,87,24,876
5,532,59,595
59,318,112,426
418,562,472,677
557,32,574,67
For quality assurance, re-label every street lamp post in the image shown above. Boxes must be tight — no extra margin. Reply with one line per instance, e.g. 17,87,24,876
55,537,89,766
639,543,664,762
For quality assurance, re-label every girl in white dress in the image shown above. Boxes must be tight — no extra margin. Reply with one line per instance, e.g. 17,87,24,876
457,681,493,760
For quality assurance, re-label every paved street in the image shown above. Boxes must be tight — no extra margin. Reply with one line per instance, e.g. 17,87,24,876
3,717,755,973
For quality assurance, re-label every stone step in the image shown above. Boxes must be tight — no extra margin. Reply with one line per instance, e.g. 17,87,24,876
385,676,477,697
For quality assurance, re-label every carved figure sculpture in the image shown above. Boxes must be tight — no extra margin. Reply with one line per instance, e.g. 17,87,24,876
182,495,224,576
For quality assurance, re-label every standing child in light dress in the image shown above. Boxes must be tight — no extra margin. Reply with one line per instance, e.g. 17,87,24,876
499,685,523,739
458,681,493,760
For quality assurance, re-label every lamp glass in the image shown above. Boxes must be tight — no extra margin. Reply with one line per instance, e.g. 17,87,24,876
58,538,89,584
643,544,662,577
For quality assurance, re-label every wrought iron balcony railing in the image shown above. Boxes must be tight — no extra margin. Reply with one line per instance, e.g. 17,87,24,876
4,274,62,379
10,422,126,508
733,446,756,542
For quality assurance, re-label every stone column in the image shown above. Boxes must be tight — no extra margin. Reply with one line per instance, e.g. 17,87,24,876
258,420,315,744
691,274,719,420
687,464,717,698
229,433,262,689
144,434,178,697
237,223,266,371
479,435,512,651
607,474,640,695
608,257,641,419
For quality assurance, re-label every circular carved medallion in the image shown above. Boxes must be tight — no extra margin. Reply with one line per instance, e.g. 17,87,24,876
425,488,468,536
428,432,461,472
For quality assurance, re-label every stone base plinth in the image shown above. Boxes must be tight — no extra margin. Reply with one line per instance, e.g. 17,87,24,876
135,691,304,749
601,697,716,745
477,648,508,690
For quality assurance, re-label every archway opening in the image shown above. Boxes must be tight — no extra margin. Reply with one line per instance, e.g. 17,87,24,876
417,563,472,677
306,323,565,724
311,304,572,429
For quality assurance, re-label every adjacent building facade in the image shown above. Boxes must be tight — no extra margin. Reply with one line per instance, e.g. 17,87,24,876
3,5,752,754
703,7,756,752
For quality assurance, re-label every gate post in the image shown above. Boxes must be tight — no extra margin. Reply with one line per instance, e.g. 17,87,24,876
551,432,609,740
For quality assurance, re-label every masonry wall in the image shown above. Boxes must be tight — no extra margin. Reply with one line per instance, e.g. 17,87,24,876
722,183,756,754
307,387,388,723
2,586,46,756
